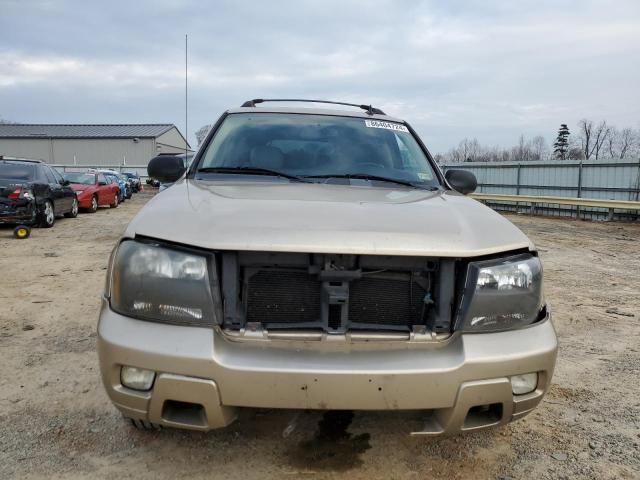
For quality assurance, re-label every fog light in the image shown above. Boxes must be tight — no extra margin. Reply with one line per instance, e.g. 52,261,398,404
510,372,538,395
120,366,156,391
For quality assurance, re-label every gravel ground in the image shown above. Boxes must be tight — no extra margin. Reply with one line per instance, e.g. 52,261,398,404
0,193,638,480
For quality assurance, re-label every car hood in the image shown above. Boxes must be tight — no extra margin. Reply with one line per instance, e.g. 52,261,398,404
124,179,534,257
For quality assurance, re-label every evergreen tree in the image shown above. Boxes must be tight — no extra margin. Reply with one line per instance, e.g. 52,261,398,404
553,124,570,160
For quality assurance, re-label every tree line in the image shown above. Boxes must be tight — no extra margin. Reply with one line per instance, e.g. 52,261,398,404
436,120,640,163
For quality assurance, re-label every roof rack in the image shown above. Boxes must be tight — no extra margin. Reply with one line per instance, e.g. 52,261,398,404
240,99,386,116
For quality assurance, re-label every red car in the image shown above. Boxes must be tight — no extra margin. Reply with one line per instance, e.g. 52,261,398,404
62,172,120,212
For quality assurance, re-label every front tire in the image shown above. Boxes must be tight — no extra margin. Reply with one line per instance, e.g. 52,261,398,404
87,195,98,213
110,194,119,208
64,198,79,218
39,200,55,228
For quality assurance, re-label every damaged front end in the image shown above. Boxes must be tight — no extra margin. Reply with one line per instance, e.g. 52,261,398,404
219,251,457,341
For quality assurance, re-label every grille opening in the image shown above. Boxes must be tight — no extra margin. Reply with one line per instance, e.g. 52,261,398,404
328,304,342,330
238,255,437,333
463,403,503,430
162,400,207,427
246,270,321,324
349,275,427,326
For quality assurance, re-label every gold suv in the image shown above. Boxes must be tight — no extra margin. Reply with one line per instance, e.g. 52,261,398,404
98,99,557,435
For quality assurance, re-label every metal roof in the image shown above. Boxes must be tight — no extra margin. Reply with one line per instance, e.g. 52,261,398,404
0,124,176,139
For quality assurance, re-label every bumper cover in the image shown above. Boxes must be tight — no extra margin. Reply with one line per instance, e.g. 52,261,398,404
0,200,36,225
97,301,557,434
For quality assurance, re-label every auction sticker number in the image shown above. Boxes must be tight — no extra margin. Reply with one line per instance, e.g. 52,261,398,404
364,120,409,133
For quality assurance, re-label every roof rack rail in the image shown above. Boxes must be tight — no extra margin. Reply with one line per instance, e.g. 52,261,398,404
240,99,386,116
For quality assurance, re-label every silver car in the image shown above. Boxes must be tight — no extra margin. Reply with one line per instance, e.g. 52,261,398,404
98,99,557,435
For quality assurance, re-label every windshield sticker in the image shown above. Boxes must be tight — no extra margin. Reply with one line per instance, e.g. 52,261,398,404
364,120,409,133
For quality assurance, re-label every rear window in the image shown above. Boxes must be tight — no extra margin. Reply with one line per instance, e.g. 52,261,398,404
197,113,439,186
0,163,36,181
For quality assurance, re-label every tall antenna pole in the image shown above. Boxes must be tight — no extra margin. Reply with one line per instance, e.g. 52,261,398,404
185,34,188,160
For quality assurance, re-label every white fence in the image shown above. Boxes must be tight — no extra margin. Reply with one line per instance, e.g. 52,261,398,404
442,159,640,220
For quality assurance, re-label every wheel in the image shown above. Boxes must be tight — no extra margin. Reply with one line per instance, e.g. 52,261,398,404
126,417,161,431
64,198,79,218
13,226,31,239
110,194,119,208
87,195,98,213
39,200,55,228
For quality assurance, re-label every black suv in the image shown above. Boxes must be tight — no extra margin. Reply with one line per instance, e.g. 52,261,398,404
0,158,78,228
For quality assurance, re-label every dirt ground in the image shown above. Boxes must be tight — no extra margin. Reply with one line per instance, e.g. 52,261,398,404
1,192,639,480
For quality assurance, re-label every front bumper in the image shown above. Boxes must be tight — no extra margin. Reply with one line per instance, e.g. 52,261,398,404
97,301,558,435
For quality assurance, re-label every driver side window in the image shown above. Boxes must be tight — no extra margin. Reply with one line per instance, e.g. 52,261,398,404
42,166,57,184
51,168,65,184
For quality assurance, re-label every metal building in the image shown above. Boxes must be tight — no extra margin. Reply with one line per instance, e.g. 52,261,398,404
0,124,192,167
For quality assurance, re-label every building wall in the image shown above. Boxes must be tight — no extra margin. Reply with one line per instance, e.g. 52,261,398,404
155,127,191,154
0,138,51,161
0,137,157,166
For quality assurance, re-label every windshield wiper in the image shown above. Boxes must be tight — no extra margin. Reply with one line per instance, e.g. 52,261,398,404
304,173,438,190
197,166,309,183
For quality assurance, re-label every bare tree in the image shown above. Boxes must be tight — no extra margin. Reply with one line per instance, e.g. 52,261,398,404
578,119,595,160
617,128,635,159
606,127,619,159
514,135,528,161
195,124,214,146
530,135,547,160
579,119,611,160
592,121,610,160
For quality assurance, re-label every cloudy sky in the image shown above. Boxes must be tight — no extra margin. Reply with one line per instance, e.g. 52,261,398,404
1,0,639,153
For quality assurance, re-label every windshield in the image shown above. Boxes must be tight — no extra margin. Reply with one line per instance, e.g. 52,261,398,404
0,163,36,180
64,173,95,185
196,113,439,188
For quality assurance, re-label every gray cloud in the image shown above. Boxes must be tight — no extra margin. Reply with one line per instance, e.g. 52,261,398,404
1,0,639,152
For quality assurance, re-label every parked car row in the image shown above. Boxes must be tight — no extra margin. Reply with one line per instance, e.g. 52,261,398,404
0,157,142,238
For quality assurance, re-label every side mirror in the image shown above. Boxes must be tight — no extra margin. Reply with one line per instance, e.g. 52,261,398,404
98,181,107,186
61,179,71,186
445,169,477,195
147,155,186,183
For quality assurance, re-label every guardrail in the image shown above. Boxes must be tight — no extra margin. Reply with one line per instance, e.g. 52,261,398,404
470,193,640,221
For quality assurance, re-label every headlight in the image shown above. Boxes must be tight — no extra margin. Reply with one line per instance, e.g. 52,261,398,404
75,190,84,194
109,240,217,327
457,253,544,332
